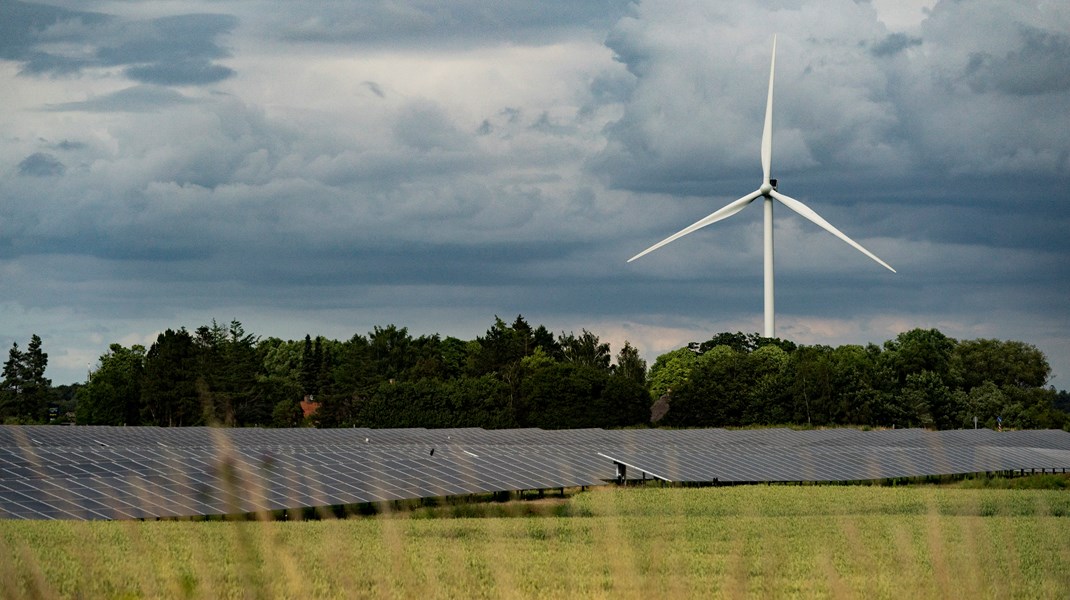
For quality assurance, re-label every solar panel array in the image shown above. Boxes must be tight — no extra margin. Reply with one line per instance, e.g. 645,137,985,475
1,425,1068,520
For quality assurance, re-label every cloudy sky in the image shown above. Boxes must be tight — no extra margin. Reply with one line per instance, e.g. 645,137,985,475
2,0,1069,388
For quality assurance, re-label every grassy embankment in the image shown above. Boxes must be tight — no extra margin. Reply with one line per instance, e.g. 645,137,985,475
2,483,1070,599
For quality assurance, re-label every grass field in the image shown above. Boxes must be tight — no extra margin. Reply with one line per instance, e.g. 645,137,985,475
2,484,1069,599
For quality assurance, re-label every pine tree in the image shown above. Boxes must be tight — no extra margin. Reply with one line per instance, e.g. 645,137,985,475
22,335,51,420
0,336,51,421
1,342,25,419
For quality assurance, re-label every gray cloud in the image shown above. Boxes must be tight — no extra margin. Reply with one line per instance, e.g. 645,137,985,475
45,86,197,112
361,81,385,98
125,60,235,86
871,33,922,57
275,0,635,46
392,102,471,152
17,153,65,177
0,1,111,63
965,27,1070,96
2,2,236,87
98,14,238,85
53,140,86,151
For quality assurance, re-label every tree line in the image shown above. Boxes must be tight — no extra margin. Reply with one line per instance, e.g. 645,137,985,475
3,319,1068,430
649,330,1067,430
70,317,650,430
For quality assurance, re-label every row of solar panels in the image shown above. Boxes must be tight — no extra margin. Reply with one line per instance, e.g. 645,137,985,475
6,424,1070,450
1,426,1068,520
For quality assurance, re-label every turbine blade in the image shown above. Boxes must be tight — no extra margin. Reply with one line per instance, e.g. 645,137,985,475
761,35,776,185
628,190,763,262
770,190,896,273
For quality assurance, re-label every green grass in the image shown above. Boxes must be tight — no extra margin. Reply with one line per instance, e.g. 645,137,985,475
2,485,1069,599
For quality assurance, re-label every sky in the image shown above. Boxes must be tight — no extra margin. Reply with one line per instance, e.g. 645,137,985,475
1,0,1069,388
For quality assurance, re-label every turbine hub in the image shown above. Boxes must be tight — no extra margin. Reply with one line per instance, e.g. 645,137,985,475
760,182,773,195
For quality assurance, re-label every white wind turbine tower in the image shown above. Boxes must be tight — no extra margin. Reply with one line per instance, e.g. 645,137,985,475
628,35,895,338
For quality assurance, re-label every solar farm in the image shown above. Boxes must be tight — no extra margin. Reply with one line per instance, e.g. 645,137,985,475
3,425,1069,520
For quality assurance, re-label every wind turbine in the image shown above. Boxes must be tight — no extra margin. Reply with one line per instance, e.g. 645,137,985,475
627,35,895,338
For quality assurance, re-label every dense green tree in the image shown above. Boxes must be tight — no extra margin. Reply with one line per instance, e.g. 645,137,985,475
23,335,51,417
441,375,516,428
271,396,304,428
50,383,81,424
741,344,792,425
1,335,51,422
530,323,560,359
469,317,527,376
464,316,562,417
1055,390,1070,415
897,371,957,429
613,341,647,388
257,337,306,427
824,344,895,426
559,329,611,371
661,346,748,427
647,347,699,400
407,334,449,380
960,381,1006,429
883,328,956,384
332,333,375,395
194,320,264,425
355,379,444,428
1001,386,1066,430
311,389,360,428
438,336,470,380
368,325,414,381
260,338,304,383
141,329,200,426
348,374,515,429
520,362,609,429
1,342,26,421
601,371,655,427
788,345,834,426
699,332,796,354
76,344,145,425
951,339,1050,391
43,319,1069,432
300,334,318,396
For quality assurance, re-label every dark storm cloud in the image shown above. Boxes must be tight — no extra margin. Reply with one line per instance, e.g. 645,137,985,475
1,2,236,86
0,1,111,64
98,14,239,85
17,153,65,177
20,53,97,76
964,27,1070,96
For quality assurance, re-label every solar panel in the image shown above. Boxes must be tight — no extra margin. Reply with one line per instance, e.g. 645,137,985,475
1,425,1068,520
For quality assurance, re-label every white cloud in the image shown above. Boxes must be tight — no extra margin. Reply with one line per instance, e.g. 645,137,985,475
871,0,937,31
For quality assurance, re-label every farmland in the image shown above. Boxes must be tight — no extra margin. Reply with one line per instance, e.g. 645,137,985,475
2,484,1069,599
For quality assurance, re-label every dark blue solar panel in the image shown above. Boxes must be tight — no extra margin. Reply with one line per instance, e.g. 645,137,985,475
1,425,1068,520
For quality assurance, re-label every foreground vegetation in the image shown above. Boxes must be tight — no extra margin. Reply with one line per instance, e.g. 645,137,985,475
2,484,1069,599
